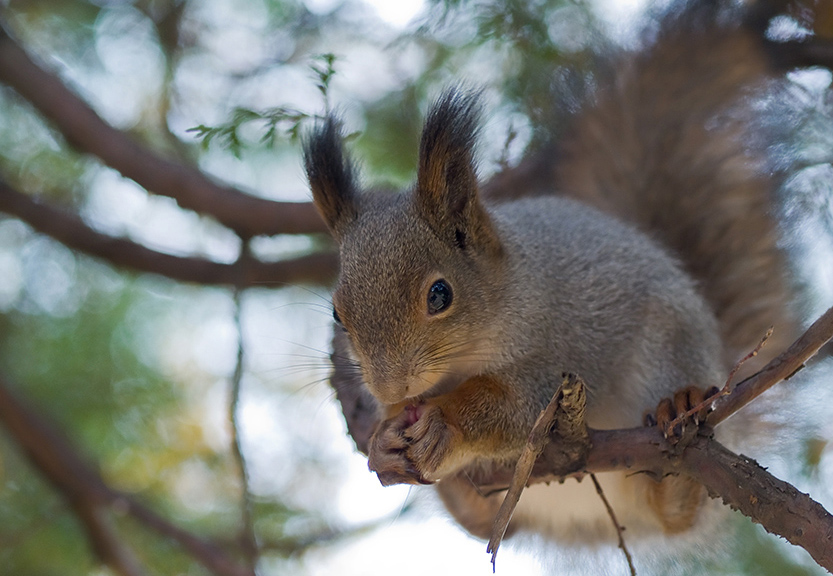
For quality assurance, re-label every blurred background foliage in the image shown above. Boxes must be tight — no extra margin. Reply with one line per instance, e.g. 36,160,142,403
0,0,832,575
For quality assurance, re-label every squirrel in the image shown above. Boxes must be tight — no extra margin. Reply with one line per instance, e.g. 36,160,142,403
304,0,802,545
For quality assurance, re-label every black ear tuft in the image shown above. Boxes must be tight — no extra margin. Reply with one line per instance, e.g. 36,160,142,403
416,88,501,255
304,116,358,237
417,88,482,197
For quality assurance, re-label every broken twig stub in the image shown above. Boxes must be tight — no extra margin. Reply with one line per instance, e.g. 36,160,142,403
487,373,590,569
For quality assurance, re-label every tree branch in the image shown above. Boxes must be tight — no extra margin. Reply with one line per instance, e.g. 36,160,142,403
329,306,833,571
768,38,833,70
73,505,147,576
0,23,325,238
0,373,148,576
682,435,833,569
118,499,254,576
528,427,833,571
0,180,337,286
709,305,833,425
0,374,254,576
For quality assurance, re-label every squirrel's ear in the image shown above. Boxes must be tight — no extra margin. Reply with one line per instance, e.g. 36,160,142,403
416,89,501,255
304,117,358,238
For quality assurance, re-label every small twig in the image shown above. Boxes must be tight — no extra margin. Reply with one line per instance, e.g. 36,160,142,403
710,306,833,426
723,326,775,389
486,381,563,570
229,269,258,570
590,473,636,576
497,123,518,171
664,326,773,436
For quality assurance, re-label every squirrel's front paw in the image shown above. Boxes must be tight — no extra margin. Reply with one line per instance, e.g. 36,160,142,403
368,407,426,486
368,404,460,486
403,404,461,481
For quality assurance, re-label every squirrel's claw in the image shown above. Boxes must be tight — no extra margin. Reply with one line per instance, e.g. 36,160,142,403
373,465,431,487
648,385,720,445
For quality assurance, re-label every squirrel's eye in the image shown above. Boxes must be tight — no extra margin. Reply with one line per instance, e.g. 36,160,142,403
427,279,453,315
332,307,342,325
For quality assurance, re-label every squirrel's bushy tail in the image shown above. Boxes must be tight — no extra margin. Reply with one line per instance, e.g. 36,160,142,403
553,1,797,368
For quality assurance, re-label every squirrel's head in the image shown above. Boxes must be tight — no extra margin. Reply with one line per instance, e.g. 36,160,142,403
304,90,506,405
